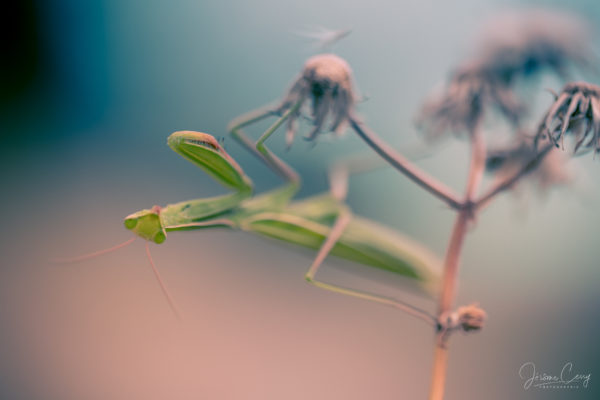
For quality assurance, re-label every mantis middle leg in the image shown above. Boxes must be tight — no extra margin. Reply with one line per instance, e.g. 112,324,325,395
228,102,302,193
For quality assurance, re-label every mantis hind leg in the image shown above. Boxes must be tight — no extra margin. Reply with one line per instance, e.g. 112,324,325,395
304,159,437,326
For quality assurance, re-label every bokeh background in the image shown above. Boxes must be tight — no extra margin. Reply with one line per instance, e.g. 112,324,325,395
1,0,599,399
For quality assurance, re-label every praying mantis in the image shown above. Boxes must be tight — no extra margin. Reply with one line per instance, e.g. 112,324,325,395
55,52,444,324
120,119,441,324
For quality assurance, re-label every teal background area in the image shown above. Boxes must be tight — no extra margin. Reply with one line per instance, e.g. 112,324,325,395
0,1,598,399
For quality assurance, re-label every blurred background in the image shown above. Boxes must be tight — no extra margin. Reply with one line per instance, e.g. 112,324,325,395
0,0,599,399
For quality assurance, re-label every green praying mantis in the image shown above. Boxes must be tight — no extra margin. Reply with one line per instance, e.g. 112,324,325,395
119,98,442,324
60,100,442,324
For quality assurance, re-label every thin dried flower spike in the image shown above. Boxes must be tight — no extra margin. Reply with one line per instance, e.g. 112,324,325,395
277,54,357,146
537,81,600,155
475,9,595,84
417,63,523,140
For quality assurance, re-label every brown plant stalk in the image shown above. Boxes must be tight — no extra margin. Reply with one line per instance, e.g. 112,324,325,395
347,111,556,399
428,124,486,400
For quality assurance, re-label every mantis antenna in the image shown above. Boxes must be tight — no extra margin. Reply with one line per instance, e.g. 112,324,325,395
51,237,136,264
52,237,182,321
145,243,182,321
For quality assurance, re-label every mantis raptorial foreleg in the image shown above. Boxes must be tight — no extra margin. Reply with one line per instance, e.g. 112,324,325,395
304,158,437,326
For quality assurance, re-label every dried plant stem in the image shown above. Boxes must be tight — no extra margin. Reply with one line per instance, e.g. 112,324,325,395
428,346,450,400
349,116,463,210
475,143,554,208
428,126,486,400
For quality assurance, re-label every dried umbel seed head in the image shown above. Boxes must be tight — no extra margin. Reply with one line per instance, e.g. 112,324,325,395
486,140,573,195
536,81,600,155
455,304,487,332
417,63,523,140
277,54,357,146
475,9,595,85
418,10,595,141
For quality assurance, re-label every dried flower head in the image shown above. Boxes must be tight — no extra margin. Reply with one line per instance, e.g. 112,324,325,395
486,139,572,195
277,54,357,146
475,9,595,85
455,304,486,332
438,303,487,336
536,81,600,155
417,63,523,140
418,10,594,141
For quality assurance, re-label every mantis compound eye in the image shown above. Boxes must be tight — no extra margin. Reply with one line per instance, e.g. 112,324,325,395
153,231,166,244
124,217,138,230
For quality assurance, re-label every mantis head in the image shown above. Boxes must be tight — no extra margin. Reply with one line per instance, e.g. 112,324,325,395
124,206,167,244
